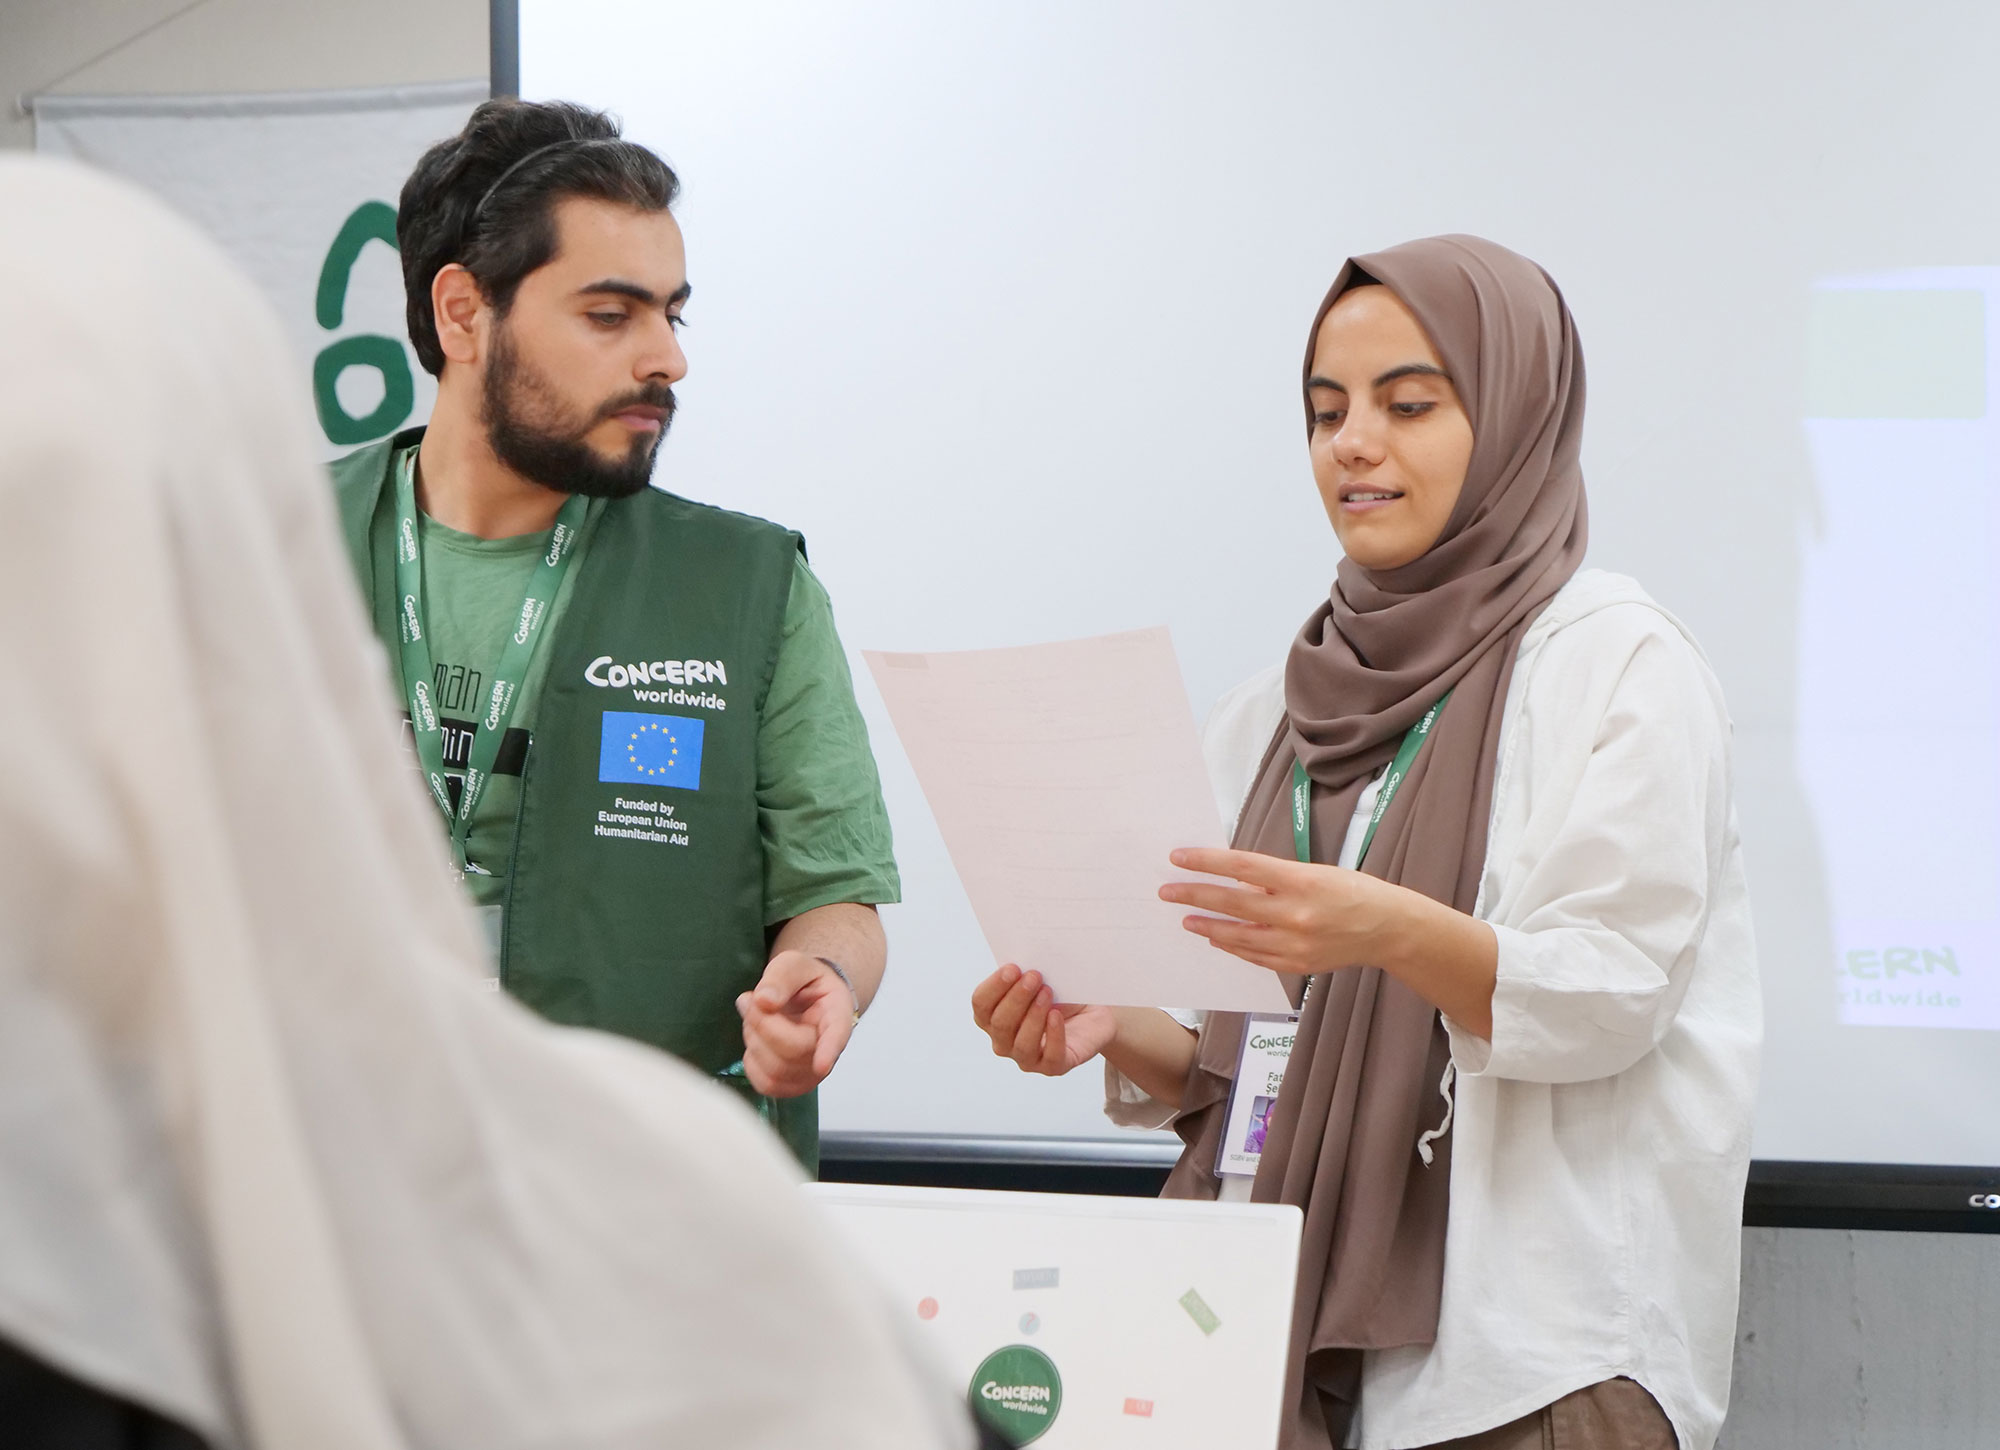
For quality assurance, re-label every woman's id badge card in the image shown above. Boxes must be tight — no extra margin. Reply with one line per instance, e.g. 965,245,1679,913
1216,1013,1299,1177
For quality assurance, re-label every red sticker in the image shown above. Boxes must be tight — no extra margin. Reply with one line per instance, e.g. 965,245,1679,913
1123,1398,1154,1418
917,1297,939,1320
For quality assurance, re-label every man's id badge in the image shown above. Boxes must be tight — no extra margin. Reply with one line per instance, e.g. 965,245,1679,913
1216,1013,1299,1178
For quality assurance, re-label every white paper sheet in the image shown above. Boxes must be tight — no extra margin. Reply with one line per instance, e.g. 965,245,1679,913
865,628,1293,1013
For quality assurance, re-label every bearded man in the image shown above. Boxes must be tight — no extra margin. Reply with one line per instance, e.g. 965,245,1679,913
330,99,896,1172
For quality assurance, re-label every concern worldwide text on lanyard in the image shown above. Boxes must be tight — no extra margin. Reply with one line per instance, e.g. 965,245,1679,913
391,450,588,879
1215,691,1451,1178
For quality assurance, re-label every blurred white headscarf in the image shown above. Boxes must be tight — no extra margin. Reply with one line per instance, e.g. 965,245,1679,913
0,156,964,1450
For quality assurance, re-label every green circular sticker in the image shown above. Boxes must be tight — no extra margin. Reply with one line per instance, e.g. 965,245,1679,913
968,1343,1063,1445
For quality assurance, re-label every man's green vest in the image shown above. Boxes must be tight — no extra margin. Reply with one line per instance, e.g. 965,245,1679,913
331,428,820,1170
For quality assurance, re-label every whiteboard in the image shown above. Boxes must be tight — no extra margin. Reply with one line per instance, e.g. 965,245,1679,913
522,0,2000,1166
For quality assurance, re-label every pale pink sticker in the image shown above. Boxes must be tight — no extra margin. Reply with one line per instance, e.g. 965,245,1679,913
1124,1398,1155,1418
916,1297,939,1320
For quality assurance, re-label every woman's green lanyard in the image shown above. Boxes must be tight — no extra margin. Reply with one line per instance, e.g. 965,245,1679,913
391,450,588,877
1219,694,1455,1179
1291,690,1453,868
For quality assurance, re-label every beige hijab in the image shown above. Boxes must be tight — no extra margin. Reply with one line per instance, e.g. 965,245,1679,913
1165,235,1589,1447
0,157,964,1450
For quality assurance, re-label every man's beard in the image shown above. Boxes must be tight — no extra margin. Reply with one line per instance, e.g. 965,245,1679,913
482,322,675,500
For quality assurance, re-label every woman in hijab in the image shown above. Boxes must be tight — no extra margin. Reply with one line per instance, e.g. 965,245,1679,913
972,236,1760,1450
0,156,971,1450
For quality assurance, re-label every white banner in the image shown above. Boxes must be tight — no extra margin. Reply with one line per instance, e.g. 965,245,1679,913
36,82,486,458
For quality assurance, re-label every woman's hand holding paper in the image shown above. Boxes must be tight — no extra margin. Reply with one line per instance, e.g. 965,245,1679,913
969,968,1201,1106
970,966,1118,1076
1163,848,1500,1039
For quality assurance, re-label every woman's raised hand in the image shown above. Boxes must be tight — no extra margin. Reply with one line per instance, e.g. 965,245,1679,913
1160,847,1388,975
970,965,1118,1077
1161,846,1498,1037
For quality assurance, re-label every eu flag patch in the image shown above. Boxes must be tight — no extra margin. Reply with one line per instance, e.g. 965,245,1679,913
598,711,704,789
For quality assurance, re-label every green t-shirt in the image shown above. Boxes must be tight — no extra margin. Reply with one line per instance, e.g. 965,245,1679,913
399,491,900,925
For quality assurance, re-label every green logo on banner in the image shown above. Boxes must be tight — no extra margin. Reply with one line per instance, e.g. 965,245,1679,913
968,1344,1062,1445
311,200,416,446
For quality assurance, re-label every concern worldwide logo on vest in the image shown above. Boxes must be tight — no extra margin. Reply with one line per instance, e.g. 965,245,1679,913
967,1345,1062,1445
585,654,730,711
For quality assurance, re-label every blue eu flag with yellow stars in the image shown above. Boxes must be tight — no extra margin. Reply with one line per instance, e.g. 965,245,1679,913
598,711,705,789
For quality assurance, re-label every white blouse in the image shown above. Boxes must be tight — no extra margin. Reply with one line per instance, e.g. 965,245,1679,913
1105,570,1761,1450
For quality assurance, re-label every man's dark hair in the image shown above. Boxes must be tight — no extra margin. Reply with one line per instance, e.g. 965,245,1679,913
397,99,680,376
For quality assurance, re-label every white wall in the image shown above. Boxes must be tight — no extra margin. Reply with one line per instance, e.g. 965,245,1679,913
1,0,486,151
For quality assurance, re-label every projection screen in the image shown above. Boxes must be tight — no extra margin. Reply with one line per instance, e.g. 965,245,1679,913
518,0,2000,1185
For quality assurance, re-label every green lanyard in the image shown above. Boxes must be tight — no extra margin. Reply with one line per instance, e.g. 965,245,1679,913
1291,692,1451,867
392,450,588,876
716,1060,777,1123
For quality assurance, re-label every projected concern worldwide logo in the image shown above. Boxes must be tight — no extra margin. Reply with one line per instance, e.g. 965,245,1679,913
598,711,705,790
